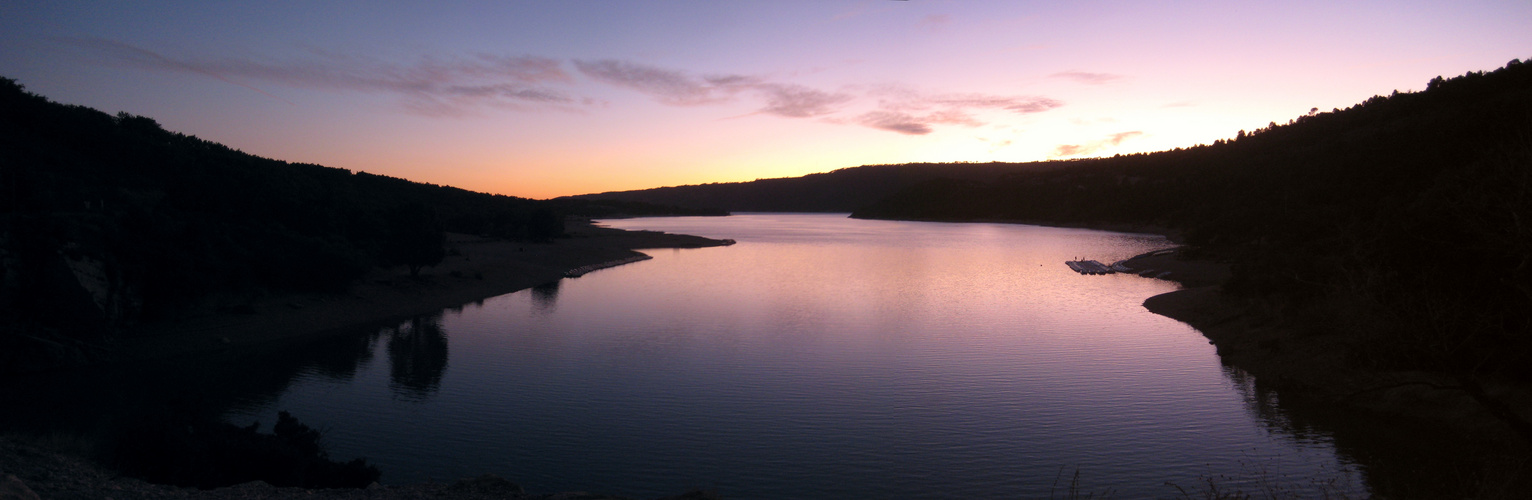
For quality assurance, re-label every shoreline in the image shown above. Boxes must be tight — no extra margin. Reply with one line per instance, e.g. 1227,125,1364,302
0,433,714,500
848,214,1186,243
1122,248,1529,453
1,221,734,499
109,221,734,365
1026,215,1530,453
9,217,1525,496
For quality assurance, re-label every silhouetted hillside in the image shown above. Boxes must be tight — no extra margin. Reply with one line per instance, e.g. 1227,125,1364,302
0,78,709,343
566,59,1532,428
565,161,1066,212
857,60,1532,389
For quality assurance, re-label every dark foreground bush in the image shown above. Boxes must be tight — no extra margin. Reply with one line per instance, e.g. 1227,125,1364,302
105,410,380,489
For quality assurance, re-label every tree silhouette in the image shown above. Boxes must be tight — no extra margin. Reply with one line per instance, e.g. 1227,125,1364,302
385,203,445,278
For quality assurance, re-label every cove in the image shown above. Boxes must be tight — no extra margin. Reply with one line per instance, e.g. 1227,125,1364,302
229,214,1365,497
8,214,1371,498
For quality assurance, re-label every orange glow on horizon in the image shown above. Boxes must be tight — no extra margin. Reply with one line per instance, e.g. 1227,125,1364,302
6,2,1526,199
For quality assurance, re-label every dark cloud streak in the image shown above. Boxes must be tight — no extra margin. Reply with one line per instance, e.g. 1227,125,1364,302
63,37,584,114
573,59,735,106
756,83,852,118
859,111,933,135
576,60,853,119
67,38,1068,132
64,38,295,104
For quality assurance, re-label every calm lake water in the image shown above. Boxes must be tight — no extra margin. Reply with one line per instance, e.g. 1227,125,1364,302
6,214,1381,498
225,214,1363,498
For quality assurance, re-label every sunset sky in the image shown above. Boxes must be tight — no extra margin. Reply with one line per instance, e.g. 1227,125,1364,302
3,1,1529,199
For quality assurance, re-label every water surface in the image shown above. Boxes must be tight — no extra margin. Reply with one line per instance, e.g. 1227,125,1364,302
208,214,1363,498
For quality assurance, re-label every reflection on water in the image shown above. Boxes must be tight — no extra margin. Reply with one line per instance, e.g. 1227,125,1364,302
386,314,450,401
0,323,387,440
1221,362,1518,499
0,214,1494,498
530,280,561,314
301,326,383,383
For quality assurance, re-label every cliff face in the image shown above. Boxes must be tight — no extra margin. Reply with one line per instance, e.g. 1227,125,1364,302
0,231,123,372
60,244,140,325
1,215,143,325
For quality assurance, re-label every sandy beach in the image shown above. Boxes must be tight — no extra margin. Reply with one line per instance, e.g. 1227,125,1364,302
113,221,734,364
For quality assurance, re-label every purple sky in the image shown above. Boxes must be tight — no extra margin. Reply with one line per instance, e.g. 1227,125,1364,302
3,1,1529,198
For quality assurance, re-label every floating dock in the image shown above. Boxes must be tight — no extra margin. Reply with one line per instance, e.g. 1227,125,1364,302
1065,259,1118,275
1066,247,1183,278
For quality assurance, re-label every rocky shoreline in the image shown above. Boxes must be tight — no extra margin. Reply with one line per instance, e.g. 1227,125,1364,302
1125,247,1530,452
13,221,735,370
9,224,1528,498
0,433,716,500
1,221,734,499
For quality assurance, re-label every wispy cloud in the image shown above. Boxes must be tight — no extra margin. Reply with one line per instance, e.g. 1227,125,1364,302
871,87,1063,115
1053,144,1088,156
929,94,1064,114
63,37,588,115
68,38,1066,132
1050,71,1124,85
1054,131,1143,157
573,59,745,106
755,83,853,118
831,0,900,22
575,60,853,119
574,59,1056,135
920,14,951,31
858,111,932,135
65,38,295,104
857,87,1064,134
977,136,1015,153
1109,131,1142,143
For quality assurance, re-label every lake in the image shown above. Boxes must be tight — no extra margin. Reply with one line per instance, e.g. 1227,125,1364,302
228,214,1366,498
8,214,1376,498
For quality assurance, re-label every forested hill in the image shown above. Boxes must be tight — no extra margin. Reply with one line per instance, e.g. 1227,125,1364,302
565,161,1067,212
853,60,1532,233
0,78,708,337
861,60,1532,385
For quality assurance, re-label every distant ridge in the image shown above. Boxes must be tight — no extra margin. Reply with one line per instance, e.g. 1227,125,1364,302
856,59,1532,414
0,77,712,342
564,161,1067,212
584,59,1532,410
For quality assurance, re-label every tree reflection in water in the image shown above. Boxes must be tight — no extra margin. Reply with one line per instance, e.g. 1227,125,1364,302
303,328,384,382
386,314,450,401
1219,364,1527,498
530,280,561,315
